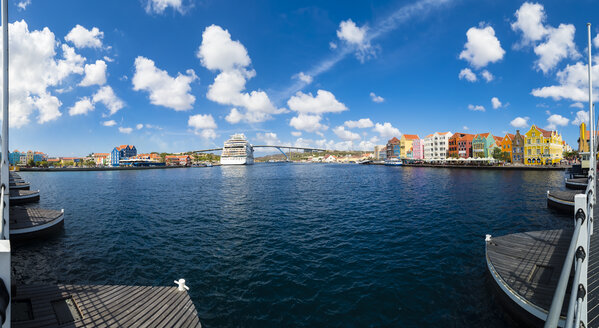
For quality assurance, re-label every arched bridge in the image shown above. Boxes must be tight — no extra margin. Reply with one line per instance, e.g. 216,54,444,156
191,145,327,161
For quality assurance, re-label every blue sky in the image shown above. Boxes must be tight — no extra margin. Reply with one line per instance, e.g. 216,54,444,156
5,0,599,156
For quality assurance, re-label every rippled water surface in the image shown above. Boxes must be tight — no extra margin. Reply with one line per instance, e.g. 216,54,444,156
12,164,572,327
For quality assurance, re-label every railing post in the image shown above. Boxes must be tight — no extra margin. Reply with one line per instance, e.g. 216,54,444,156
566,194,589,328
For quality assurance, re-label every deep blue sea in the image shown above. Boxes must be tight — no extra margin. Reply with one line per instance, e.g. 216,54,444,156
12,164,572,327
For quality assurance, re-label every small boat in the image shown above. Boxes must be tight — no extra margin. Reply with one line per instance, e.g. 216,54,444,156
384,158,403,166
206,162,213,167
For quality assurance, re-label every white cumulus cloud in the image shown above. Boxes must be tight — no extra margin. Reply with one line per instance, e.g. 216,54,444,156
291,131,302,137
481,70,494,82
511,3,579,73
468,104,485,112
80,60,107,86
102,120,116,127
289,114,328,133
255,132,280,145
458,68,477,82
373,122,400,139
2,20,87,127
570,102,584,109
136,123,144,130
188,114,217,139
68,97,94,116
198,25,282,123
17,0,31,10
65,24,104,49
511,2,547,46
132,56,197,111
287,90,347,114
333,126,361,141
459,25,505,68
145,0,185,14
294,72,313,84
546,114,569,130
93,85,124,115
119,127,133,134
572,110,589,126
336,19,373,62
491,97,502,109
531,62,599,102
369,92,384,103
510,116,529,128
344,118,374,129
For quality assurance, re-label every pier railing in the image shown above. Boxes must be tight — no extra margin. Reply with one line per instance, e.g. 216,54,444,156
545,23,595,328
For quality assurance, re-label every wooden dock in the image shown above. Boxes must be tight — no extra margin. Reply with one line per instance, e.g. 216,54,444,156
9,189,40,205
546,190,580,213
12,284,202,327
9,207,64,240
487,203,599,327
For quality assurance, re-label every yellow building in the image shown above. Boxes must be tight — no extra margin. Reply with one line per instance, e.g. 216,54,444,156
500,133,515,163
523,124,564,165
399,134,420,159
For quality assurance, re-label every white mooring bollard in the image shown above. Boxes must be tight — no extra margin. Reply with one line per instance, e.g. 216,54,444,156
174,278,189,292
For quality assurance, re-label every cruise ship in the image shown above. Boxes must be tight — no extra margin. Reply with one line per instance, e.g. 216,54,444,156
220,133,254,165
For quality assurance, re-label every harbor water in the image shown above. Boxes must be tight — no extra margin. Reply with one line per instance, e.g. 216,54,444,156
12,164,571,327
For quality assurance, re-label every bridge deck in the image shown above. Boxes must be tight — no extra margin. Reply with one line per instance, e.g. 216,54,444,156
12,284,202,327
486,197,599,327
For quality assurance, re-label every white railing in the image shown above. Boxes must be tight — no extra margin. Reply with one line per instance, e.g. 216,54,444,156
544,22,595,328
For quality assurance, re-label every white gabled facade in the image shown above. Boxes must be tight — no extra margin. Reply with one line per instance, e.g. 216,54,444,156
423,134,434,159
432,132,453,159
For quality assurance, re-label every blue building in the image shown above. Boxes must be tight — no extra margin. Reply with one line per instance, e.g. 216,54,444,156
111,145,137,166
9,150,22,165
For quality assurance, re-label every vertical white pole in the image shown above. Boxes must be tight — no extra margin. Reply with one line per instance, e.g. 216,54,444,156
0,0,10,326
588,23,595,235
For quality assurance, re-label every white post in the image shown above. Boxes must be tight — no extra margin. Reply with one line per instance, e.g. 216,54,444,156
588,24,596,236
574,194,588,327
1,0,10,326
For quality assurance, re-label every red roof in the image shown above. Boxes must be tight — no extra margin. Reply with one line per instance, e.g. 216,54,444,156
403,134,420,140
460,134,475,142
537,127,553,138
387,137,400,144
475,133,490,139
493,136,502,142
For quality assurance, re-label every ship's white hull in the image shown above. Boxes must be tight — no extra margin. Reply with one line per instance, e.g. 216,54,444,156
220,156,254,165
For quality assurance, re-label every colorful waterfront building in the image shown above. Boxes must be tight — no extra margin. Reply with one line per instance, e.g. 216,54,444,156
523,124,564,165
9,150,21,165
432,132,452,159
472,133,496,158
399,134,420,159
374,145,387,160
511,130,525,164
386,137,401,159
110,145,137,166
412,139,424,159
33,151,47,163
165,155,191,166
457,134,474,158
504,136,517,159
448,133,472,158
423,134,434,159
93,153,110,166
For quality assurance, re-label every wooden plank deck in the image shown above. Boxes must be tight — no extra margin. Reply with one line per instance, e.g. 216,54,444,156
487,229,572,317
488,194,599,326
586,206,599,328
11,284,202,327
10,207,63,230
